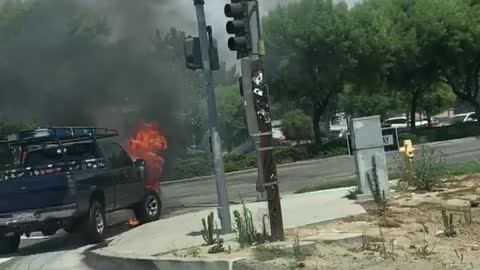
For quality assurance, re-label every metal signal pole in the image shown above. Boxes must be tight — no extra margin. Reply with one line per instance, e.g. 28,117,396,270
193,0,231,233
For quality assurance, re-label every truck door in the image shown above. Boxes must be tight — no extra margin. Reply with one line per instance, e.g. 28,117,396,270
101,142,144,209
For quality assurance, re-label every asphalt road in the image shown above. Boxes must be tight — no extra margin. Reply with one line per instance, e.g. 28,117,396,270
1,137,480,270
162,137,480,209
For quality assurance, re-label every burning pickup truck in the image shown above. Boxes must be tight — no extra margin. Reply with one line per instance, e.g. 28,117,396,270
0,127,161,254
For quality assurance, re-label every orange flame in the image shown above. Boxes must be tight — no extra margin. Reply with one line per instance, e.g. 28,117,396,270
127,217,140,228
127,122,168,192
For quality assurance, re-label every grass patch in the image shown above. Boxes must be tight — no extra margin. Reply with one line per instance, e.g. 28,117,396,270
252,246,287,261
293,161,480,194
447,161,480,176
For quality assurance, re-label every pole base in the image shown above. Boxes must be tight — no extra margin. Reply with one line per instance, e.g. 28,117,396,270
256,192,267,202
356,193,374,203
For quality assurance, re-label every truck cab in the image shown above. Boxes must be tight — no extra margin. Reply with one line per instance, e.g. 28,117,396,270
0,127,161,254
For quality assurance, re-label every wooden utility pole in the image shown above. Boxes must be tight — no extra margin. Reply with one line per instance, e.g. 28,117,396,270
226,0,284,240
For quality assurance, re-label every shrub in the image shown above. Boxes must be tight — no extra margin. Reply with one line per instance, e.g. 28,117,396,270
366,156,387,216
305,139,348,158
281,110,312,142
201,212,215,245
274,147,310,164
233,202,269,247
398,145,446,191
224,154,257,172
441,209,456,237
398,123,480,144
171,157,211,180
168,141,348,181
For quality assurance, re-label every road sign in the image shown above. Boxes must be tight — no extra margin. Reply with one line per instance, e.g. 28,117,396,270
347,127,399,155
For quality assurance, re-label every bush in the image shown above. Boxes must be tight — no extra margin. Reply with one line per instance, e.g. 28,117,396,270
281,110,312,141
201,212,215,245
398,123,480,144
171,157,211,180
366,156,387,216
274,147,311,164
305,139,348,158
398,145,446,191
233,202,269,247
168,141,348,181
224,154,257,172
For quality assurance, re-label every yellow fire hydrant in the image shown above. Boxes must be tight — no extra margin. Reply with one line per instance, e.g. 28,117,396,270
399,139,416,159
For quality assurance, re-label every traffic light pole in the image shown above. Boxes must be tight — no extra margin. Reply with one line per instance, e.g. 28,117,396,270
231,0,284,241
193,0,232,233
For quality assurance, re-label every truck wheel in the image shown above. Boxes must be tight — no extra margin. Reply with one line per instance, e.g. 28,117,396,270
134,191,161,224
0,233,20,254
83,200,106,244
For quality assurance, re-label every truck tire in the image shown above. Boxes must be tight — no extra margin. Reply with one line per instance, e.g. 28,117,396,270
0,233,20,254
134,191,161,224
82,200,106,244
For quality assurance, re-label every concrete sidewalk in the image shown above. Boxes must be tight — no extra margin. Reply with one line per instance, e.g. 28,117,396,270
97,187,366,258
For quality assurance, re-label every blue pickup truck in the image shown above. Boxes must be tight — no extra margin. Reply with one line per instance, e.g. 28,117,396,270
0,127,161,253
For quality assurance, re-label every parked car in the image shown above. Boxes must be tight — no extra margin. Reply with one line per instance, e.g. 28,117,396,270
422,118,441,127
383,117,428,128
450,112,478,124
0,127,161,254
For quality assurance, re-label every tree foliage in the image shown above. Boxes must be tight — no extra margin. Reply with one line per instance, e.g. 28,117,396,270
281,110,312,142
264,0,480,130
264,0,356,143
421,83,456,120
216,84,249,152
339,85,402,119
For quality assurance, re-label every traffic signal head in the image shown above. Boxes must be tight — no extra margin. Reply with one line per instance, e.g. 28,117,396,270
183,36,202,70
225,0,251,58
224,2,246,18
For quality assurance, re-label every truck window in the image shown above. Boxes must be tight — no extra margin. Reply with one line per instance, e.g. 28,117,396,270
24,147,63,167
23,142,100,167
101,142,133,168
64,142,100,161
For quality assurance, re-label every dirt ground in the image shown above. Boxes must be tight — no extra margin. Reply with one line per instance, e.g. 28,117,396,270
167,175,480,270
279,174,480,270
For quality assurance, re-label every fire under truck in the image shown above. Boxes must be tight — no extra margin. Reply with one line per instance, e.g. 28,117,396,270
0,127,161,253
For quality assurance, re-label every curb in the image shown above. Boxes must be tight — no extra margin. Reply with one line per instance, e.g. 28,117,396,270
85,249,244,270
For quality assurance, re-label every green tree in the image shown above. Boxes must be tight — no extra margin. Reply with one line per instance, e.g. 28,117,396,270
349,0,457,129
414,0,480,119
0,118,33,137
420,82,456,125
216,84,248,152
281,110,312,142
264,0,356,143
339,85,402,119
370,0,440,131
0,0,34,41
348,0,395,89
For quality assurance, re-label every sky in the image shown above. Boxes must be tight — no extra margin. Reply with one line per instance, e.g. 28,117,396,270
83,0,361,66
0,0,361,66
